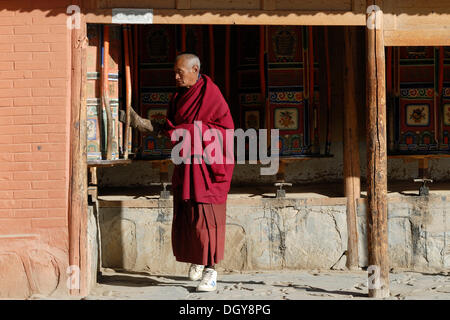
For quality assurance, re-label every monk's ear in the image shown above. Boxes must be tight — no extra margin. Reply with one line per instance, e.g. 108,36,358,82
192,64,199,74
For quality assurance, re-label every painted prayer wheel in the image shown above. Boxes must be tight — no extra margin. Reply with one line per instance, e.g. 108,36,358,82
387,46,450,154
86,24,122,160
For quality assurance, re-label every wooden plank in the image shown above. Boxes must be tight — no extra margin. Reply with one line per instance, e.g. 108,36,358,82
343,26,360,271
352,0,366,13
191,0,260,9
366,6,390,298
85,9,366,25
99,0,176,8
87,159,132,167
384,30,450,46
261,0,276,10
275,0,352,11
388,154,450,159
69,5,88,296
176,0,191,9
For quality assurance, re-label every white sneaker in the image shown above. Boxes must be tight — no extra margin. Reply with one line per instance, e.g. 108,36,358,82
188,264,204,281
196,268,217,292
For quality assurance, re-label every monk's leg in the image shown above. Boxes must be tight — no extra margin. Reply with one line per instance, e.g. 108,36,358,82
171,195,227,267
195,202,226,291
201,202,227,266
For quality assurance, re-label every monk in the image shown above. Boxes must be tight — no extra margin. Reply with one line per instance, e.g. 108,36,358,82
158,53,235,292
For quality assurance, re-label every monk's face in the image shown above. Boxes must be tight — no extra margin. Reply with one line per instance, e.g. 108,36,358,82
174,57,199,88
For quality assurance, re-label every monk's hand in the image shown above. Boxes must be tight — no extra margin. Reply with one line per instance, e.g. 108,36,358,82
119,108,154,134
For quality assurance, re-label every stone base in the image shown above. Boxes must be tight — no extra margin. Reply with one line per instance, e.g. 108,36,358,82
96,189,450,275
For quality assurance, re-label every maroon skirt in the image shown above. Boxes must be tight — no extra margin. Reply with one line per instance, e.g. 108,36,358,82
171,189,226,266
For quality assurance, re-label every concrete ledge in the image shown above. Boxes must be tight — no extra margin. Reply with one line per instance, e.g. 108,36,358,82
94,191,450,275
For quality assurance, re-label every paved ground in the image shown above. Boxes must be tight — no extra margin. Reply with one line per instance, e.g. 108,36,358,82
82,267,450,300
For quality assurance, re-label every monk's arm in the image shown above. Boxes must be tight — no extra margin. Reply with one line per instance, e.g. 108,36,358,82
119,107,154,133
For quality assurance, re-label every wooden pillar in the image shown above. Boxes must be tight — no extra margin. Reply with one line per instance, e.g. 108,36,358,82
366,6,390,298
343,26,360,270
102,25,113,160
123,26,132,159
69,9,88,296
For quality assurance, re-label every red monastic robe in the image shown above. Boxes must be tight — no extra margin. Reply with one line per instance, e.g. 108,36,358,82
165,74,234,265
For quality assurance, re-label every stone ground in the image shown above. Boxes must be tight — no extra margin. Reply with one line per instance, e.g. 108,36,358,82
76,267,450,300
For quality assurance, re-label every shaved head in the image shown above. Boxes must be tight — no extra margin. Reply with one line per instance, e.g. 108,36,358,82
175,53,201,70
174,53,201,88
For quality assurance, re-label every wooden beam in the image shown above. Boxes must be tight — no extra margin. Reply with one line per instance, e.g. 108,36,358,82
343,26,361,271
261,0,276,10
366,6,390,298
176,0,191,10
384,30,450,46
69,8,88,296
85,9,366,25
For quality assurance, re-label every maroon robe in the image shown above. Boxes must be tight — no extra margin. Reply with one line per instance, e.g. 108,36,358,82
165,74,234,265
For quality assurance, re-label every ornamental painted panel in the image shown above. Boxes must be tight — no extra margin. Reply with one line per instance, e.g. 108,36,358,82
267,26,316,156
237,26,264,133
269,26,302,63
444,104,450,126
138,25,177,159
274,107,299,131
140,105,171,158
405,104,430,126
86,24,121,161
442,47,450,151
388,46,441,153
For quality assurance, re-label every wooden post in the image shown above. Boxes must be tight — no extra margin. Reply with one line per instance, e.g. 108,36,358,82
343,26,361,270
69,8,88,296
132,25,139,153
366,6,390,298
123,25,132,159
102,25,113,160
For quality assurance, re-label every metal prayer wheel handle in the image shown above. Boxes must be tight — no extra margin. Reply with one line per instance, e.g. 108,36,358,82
413,178,433,196
150,182,172,199
274,182,292,198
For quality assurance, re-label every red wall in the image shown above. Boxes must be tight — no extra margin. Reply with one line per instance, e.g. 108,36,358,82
0,0,72,298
